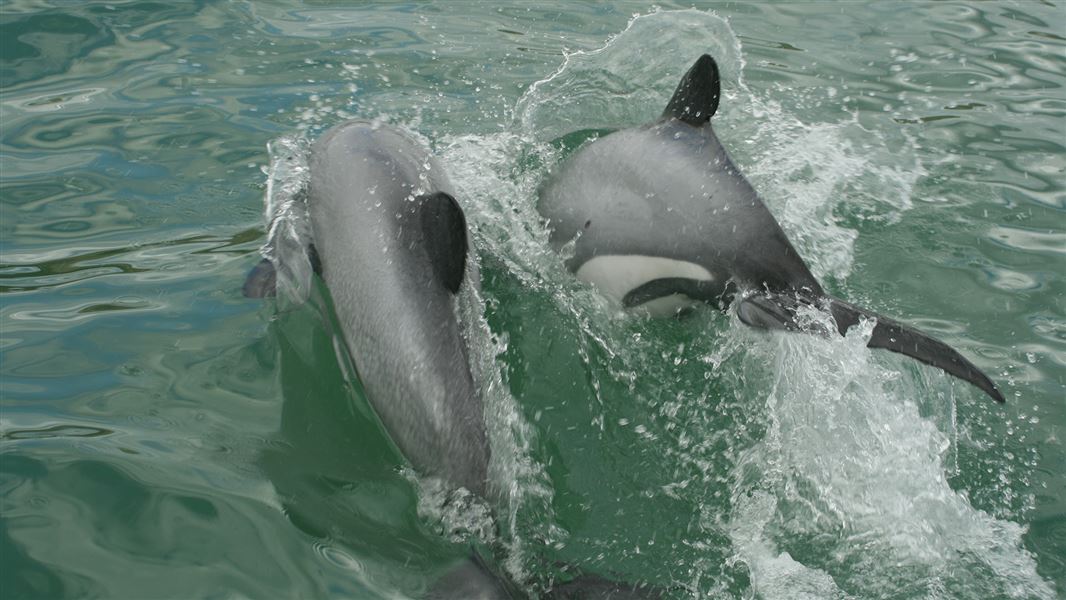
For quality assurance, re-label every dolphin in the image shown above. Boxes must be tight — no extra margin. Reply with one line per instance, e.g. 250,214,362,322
246,121,663,599
246,120,491,496
537,54,1004,404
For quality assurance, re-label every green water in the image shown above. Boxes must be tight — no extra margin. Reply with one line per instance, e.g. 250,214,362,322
2,2,1064,598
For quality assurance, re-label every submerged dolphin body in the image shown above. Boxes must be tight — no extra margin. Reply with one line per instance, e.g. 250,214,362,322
247,121,490,495
538,55,1004,403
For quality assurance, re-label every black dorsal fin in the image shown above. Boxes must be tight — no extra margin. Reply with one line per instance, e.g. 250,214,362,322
418,192,468,294
663,54,720,126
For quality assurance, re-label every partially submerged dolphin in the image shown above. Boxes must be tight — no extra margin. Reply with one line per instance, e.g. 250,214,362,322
246,121,491,495
246,121,660,598
538,54,1004,403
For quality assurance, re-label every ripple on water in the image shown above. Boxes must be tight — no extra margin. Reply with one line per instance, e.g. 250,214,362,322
5,87,106,112
0,452,371,598
982,265,1048,292
1029,313,1066,347
987,226,1066,256
2,424,113,441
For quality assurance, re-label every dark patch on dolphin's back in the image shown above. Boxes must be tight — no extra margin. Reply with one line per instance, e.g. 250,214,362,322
663,54,720,126
417,192,468,294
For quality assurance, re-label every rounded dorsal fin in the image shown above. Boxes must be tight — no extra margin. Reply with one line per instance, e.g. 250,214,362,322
417,192,468,294
662,54,720,126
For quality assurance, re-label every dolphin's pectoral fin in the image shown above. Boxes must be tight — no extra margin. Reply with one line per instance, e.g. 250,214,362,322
737,291,1005,403
417,192,468,294
242,245,321,299
243,258,277,298
623,277,723,308
663,54,720,126
826,296,1005,403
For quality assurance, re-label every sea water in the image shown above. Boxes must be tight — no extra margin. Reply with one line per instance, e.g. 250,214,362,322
2,2,1063,598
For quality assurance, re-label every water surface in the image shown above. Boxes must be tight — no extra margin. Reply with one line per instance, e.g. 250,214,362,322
2,2,1064,598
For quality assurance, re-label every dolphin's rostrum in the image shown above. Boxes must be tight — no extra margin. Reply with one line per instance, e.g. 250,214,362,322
538,54,1005,403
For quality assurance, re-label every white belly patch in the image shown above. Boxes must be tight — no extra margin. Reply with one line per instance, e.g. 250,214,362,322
575,255,714,316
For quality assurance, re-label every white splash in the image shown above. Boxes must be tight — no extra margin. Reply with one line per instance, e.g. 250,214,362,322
727,312,1055,599
260,134,315,306
515,8,745,142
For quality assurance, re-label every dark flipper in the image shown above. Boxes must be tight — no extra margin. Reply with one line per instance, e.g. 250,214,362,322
417,192,469,294
622,277,724,308
736,291,1005,403
243,258,277,298
242,245,321,299
827,296,1005,403
662,54,720,126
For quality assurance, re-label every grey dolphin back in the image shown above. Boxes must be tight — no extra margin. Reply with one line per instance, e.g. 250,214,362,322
244,121,490,496
308,121,489,496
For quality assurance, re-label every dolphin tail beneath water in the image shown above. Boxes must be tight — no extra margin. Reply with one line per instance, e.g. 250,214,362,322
736,291,1005,403
427,552,667,599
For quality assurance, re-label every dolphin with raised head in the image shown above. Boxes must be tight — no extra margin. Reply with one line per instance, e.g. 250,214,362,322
537,54,1004,403
246,120,490,495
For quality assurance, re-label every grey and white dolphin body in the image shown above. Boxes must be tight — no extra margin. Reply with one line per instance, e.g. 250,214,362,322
538,54,1005,403
247,121,490,495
